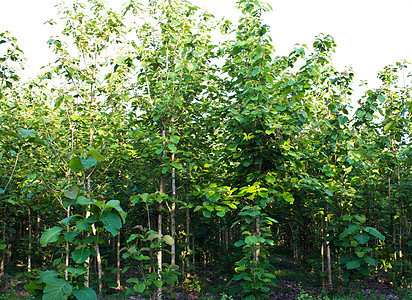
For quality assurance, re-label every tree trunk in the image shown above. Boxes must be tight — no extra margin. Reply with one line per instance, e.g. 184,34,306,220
28,207,32,272
171,144,176,266
116,231,121,289
0,220,5,277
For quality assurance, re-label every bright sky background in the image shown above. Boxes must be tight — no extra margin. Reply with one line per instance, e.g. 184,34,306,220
1,0,411,98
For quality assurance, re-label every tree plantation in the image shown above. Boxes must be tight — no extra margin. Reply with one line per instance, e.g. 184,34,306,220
0,0,411,299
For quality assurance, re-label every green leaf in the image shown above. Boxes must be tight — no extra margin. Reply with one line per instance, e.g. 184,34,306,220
133,283,145,293
281,192,294,204
39,270,60,283
77,196,95,205
168,143,177,152
64,231,78,242
81,157,98,169
163,235,174,246
86,150,104,162
170,135,180,144
17,128,36,138
147,233,159,241
69,157,84,171
265,175,275,184
346,259,361,270
364,256,378,266
40,227,63,246
100,213,122,236
24,280,45,294
0,244,6,250
186,62,194,71
354,214,366,224
245,235,259,245
377,94,385,103
365,227,385,241
73,286,97,300
66,266,87,276
43,279,73,300
71,248,91,264
354,233,369,245
203,210,211,218
64,188,78,200
384,120,394,132
342,215,353,221
251,67,260,77
104,200,127,222
217,210,225,217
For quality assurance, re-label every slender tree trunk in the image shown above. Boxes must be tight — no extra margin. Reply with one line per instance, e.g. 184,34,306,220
171,140,176,266
157,206,163,300
321,217,325,289
65,206,70,280
157,125,166,300
116,231,121,289
1,220,5,277
326,213,332,286
28,207,32,272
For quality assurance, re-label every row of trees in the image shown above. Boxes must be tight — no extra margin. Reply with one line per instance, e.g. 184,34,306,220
0,0,411,299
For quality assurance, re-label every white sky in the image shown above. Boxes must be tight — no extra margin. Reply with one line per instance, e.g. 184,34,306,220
1,0,411,97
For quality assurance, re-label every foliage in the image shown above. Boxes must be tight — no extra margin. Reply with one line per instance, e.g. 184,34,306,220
0,0,411,299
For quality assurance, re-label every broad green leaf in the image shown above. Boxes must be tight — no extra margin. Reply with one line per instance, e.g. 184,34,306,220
69,157,84,171
384,120,394,132
43,279,73,300
217,210,225,217
170,135,180,144
81,157,97,169
186,62,194,71
40,227,63,246
64,231,78,242
168,143,177,152
163,235,174,246
104,200,127,222
147,233,159,241
281,192,294,204
364,256,378,266
71,248,91,264
64,188,78,200
39,270,60,283
24,280,45,294
251,67,260,76
66,267,87,276
265,175,275,184
100,213,122,236
17,128,36,138
28,137,47,146
86,150,104,162
365,227,385,241
354,215,366,224
245,235,259,245
342,215,353,221
133,283,145,293
73,286,97,300
377,94,385,103
346,259,361,269
0,244,6,250
77,196,95,205
354,233,369,245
